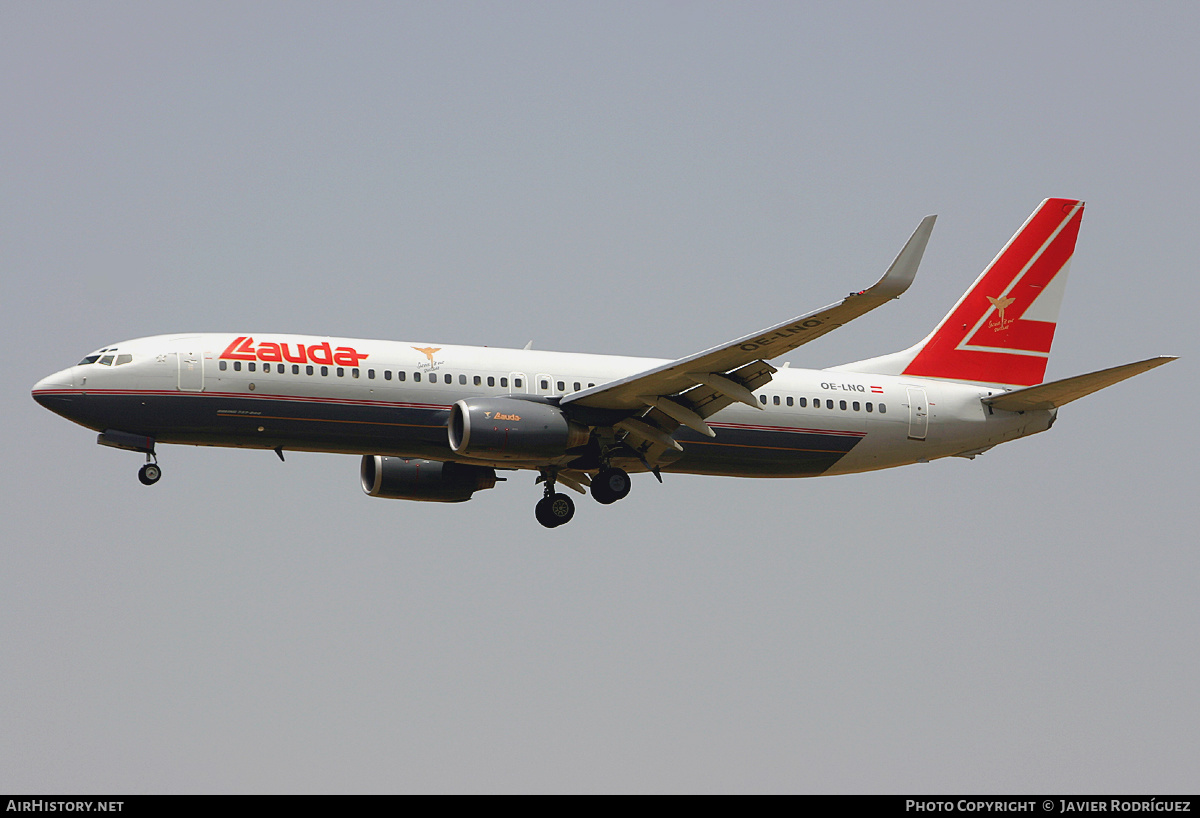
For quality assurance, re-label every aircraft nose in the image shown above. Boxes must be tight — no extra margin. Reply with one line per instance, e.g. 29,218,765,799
32,369,74,409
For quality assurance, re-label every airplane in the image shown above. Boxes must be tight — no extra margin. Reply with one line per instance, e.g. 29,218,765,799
32,198,1175,528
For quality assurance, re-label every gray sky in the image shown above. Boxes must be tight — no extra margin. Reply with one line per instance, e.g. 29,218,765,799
4,1,1197,793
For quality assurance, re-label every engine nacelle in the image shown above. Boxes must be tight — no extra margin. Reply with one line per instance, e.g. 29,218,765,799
360,456,498,503
448,397,589,462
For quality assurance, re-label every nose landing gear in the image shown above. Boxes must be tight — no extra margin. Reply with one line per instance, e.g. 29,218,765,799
97,430,162,486
138,461,162,485
137,451,162,486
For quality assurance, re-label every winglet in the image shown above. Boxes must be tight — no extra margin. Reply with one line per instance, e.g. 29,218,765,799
863,214,937,300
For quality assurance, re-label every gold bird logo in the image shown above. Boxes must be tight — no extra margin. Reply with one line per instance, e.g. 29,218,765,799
986,295,1016,329
984,292,1012,319
412,346,441,365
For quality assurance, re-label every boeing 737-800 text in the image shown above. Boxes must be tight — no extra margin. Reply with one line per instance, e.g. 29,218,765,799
32,199,1175,527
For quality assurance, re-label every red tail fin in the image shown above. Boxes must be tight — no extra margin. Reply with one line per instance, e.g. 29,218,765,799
835,199,1084,387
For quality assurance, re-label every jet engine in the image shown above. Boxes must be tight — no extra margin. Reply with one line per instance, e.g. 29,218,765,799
447,398,589,461
360,456,499,503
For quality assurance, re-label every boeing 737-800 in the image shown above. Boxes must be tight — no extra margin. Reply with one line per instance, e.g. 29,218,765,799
32,199,1175,527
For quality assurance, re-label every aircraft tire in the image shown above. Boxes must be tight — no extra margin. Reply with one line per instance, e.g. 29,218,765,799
592,468,630,504
536,493,575,528
591,480,615,504
138,463,162,486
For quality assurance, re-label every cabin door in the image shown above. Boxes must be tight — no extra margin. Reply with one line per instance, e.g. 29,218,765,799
906,387,928,440
177,350,205,392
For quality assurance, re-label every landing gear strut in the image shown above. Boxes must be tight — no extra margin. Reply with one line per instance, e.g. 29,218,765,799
590,467,631,504
535,470,575,528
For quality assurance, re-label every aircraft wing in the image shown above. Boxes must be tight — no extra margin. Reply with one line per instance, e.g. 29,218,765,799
563,215,936,417
558,215,936,464
982,356,1177,412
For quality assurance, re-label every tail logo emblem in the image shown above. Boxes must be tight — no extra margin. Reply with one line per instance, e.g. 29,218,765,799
986,295,1016,331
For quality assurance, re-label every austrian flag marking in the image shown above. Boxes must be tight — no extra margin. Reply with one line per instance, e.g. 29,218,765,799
220,336,369,367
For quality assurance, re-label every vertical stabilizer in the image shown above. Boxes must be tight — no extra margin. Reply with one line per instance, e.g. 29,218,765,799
831,198,1084,386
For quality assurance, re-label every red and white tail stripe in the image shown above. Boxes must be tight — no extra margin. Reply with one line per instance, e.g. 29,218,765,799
835,199,1083,387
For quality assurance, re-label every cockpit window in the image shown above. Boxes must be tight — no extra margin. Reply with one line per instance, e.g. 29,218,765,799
78,347,118,366
98,354,115,366
114,354,133,366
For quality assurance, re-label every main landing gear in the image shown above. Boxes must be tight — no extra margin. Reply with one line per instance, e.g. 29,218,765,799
590,467,631,505
534,468,578,528
534,466,632,527
535,491,575,528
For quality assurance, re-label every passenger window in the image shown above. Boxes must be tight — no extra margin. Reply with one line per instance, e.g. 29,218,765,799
759,394,767,405
336,367,344,377
352,368,360,378
384,370,391,380
414,372,422,382
826,400,834,409
293,365,300,374
234,361,242,371
574,382,581,391
799,397,807,407
487,376,495,387
786,396,793,407
866,402,873,412
460,374,467,385
219,360,227,371
879,403,887,413
473,375,481,386
514,378,523,388
773,396,780,406
500,377,508,387
321,366,329,376
852,401,860,411
444,374,452,384
839,400,846,410
397,371,405,381
306,365,314,375
557,381,565,392
540,379,549,390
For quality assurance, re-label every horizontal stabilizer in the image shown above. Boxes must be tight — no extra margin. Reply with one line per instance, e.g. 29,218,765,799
982,356,1177,412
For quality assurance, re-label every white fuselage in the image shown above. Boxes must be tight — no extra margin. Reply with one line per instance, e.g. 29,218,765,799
32,333,1053,479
